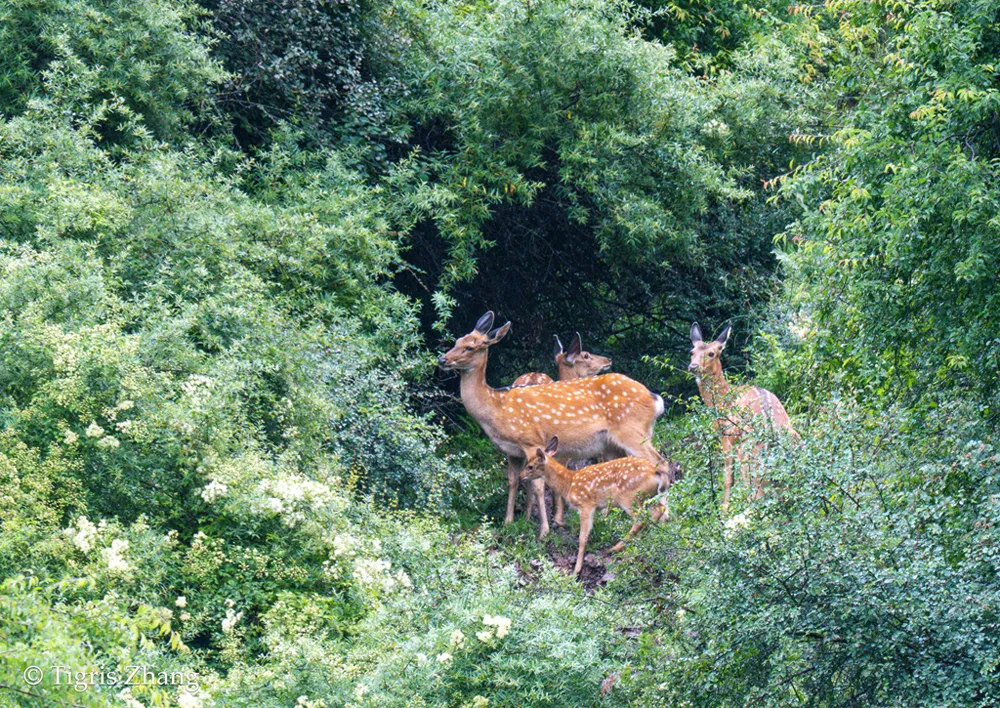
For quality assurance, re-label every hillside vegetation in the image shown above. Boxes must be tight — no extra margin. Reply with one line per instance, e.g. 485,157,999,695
1,0,998,706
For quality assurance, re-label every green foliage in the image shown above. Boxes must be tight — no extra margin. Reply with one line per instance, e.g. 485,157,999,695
0,0,224,142
4,0,1000,706
766,0,1000,407
202,0,404,151
624,397,1000,706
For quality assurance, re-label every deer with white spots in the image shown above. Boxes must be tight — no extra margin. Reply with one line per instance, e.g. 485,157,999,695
520,437,679,575
439,311,667,538
689,321,799,513
512,332,613,525
510,332,611,388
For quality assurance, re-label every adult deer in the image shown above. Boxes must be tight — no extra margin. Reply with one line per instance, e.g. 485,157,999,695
514,332,613,524
510,332,611,388
520,437,678,575
439,311,666,537
689,322,798,513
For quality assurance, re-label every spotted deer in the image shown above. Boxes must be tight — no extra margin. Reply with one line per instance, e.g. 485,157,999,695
515,332,613,524
520,437,678,575
689,322,798,513
510,332,611,388
439,311,666,537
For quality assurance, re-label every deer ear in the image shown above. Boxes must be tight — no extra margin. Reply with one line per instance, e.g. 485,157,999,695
535,447,545,460
488,321,511,343
474,311,495,334
691,322,703,344
545,436,559,455
553,334,563,358
716,322,731,348
565,332,582,363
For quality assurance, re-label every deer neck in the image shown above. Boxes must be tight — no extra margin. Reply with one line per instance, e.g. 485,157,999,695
697,363,730,408
556,360,577,381
459,352,501,426
539,459,576,500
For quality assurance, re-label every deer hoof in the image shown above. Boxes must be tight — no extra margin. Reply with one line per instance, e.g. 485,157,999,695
608,542,626,553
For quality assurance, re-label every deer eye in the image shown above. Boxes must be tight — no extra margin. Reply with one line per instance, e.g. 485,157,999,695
707,352,715,358
464,346,475,352
583,353,590,359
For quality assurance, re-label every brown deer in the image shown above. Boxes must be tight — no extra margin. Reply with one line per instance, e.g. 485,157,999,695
439,311,666,538
510,332,611,388
515,333,613,524
689,322,798,513
520,437,677,575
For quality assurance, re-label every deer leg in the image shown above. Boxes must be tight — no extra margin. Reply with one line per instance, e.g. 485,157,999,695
609,499,635,552
532,478,550,538
573,506,595,576
553,493,566,527
505,456,523,525
523,478,535,521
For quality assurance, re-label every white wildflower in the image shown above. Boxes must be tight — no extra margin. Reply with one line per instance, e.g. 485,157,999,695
116,400,135,411
222,606,243,633
476,629,493,643
483,615,512,639
352,558,393,591
177,692,201,708
395,571,412,589
199,480,228,503
180,611,191,622
96,435,120,449
415,653,428,664
724,511,751,538
71,516,98,553
176,595,187,608
436,652,453,664
115,420,133,434
85,421,105,438
63,430,79,445
332,534,359,557
450,629,465,649
353,683,369,700
471,697,490,708
102,539,130,573
676,608,687,622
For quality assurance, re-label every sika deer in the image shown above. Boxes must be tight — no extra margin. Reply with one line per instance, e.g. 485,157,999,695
439,311,666,537
518,332,613,524
510,332,610,388
689,322,799,513
520,437,677,575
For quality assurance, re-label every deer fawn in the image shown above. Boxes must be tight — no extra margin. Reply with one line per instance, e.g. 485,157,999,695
689,322,798,513
439,311,666,538
520,437,678,575
516,332,613,524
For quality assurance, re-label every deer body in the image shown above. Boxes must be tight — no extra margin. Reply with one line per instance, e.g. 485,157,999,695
515,333,614,525
440,313,664,538
521,438,672,575
689,322,798,513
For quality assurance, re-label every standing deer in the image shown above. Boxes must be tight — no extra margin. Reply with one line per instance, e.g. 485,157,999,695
514,332,613,524
510,332,611,388
439,311,666,537
689,321,798,513
520,437,677,575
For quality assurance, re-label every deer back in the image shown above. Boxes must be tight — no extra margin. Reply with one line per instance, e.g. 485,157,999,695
493,374,660,455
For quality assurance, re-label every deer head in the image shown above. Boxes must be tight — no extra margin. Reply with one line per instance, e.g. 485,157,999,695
520,436,560,481
554,332,612,379
688,321,730,376
439,311,511,371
